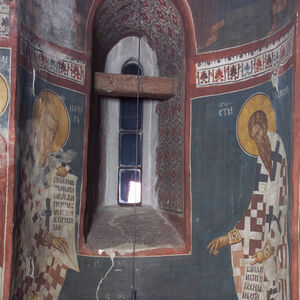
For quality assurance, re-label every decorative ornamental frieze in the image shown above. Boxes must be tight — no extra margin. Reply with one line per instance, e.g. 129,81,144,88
20,37,86,84
196,27,294,87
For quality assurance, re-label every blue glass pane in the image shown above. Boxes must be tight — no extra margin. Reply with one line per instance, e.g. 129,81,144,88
119,169,141,204
120,99,143,130
120,133,142,167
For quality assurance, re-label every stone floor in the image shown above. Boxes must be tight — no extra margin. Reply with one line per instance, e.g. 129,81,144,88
86,205,184,254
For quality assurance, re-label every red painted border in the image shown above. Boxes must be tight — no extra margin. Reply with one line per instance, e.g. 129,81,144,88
77,0,103,257
0,1,18,299
290,2,300,299
173,0,196,257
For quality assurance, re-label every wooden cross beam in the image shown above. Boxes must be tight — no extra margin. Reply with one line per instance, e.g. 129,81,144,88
94,72,177,100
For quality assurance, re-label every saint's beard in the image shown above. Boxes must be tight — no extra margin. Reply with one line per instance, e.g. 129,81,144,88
256,134,272,179
37,132,54,166
38,142,48,166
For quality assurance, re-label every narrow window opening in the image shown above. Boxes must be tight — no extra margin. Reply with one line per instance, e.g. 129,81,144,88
118,62,143,205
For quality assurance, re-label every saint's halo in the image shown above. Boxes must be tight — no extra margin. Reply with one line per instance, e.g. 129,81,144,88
237,93,276,156
0,73,9,116
33,90,70,153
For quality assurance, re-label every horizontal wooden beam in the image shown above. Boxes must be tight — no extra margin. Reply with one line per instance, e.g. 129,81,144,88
94,72,177,100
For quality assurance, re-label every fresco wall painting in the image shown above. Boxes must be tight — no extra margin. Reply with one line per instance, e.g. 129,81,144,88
8,0,299,299
192,67,293,299
17,0,297,55
20,0,92,52
208,95,289,299
196,26,294,87
187,0,296,53
19,35,86,85
57,68,294,300
14,68,86,299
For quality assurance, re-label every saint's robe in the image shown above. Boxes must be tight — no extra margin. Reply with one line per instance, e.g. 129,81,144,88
228,132,289,299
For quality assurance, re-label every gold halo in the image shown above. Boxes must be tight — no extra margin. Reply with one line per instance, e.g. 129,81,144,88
0,73,9,116
33,90,69,153
237,93,276,156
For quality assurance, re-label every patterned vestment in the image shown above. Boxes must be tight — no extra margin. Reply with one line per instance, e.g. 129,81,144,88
14,128,71,300
229,132,289,300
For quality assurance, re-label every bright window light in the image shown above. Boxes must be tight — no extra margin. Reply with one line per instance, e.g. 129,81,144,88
128,181,141,204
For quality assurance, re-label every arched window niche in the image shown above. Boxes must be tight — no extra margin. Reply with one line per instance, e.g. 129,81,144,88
82,0,190,257
98,37,159,209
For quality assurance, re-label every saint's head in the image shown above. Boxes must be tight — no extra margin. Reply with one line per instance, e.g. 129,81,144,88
248,110,268,143
36,102,58,166
248,110,272,178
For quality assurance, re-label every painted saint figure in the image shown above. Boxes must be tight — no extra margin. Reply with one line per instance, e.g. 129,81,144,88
207,105,289,299
15,90,78,299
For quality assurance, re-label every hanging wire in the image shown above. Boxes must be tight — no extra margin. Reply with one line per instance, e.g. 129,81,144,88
131,0,142,299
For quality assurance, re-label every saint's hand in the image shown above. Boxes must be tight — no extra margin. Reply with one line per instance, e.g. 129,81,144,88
207,235,229,256
250,250,264,265
56,166,68,177
51,236,68,253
